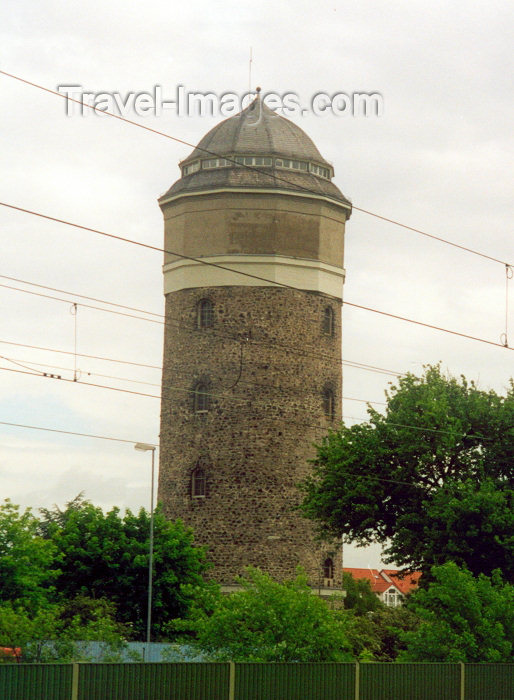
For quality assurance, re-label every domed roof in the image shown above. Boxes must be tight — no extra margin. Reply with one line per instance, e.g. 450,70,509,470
184,100,329,165
159,97,350,207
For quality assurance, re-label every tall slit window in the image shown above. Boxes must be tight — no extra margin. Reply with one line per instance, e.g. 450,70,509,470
322,306,334,336
191,466,206,498
323,558,334,579
323,388,335,421
193,382,210,413
197,299,213,329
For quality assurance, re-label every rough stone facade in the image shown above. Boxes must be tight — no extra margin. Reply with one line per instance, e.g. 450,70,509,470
157,98,351,590
158,285,343,588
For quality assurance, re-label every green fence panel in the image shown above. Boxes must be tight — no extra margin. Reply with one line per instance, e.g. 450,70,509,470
235,662,356,700
78,662,230,700
0,663,73,700
360,663,461,700
464,663,514,700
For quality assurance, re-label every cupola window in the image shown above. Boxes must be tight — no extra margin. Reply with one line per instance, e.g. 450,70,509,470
202,158,230,169
234,155,273,167
309,163,331,179
182,161,200,176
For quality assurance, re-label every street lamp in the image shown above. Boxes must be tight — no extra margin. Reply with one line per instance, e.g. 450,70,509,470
134,442,157,648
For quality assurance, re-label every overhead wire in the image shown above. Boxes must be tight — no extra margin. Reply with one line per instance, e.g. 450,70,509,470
0,273,163,318
0,356,384,422
0,338,402,392
0,363,352,435
0,417,465,492
1,352,388,406
0,69,511,269
0,270,425,372
0,419,438,491
0,419,156,446
0,363,492,442
0,276,404,374
0,69,507,478
1,201,511,351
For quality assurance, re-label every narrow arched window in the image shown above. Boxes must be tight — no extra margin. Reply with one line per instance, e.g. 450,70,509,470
197,299,213,328
322,306,334,336
191,467,206,498
193,382,209,413
323,388,335,420
323,558,334,579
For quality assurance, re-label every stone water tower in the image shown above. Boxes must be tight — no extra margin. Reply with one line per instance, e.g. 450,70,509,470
158,95,351,591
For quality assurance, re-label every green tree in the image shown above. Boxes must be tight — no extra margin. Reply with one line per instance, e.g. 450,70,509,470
0,500,57,611
39,497,208,640
0,598,127,663
0,604,57,663
339,589,420,661
178,567,353,662
300,365,513,577
342,571,383,615
399,562,514,662
365,605,420,661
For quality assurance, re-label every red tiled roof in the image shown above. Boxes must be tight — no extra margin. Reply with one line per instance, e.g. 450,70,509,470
343,567,421,595
383,569,421,595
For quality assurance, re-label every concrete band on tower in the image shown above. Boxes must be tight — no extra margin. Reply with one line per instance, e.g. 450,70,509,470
157,96,351,594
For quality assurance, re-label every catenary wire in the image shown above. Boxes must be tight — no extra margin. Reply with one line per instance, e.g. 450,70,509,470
0,337,401,378
0,282,165,325
1,201,511,351
0,270,412,368
0,354,382,415
1,353,388,406
0,419,436,490
0,363,354,435
0,273,163,318
2,72,511,351
0,419,156,446
0,363,492,441
0,274,394,375
0,69,511,268
0,276,406,373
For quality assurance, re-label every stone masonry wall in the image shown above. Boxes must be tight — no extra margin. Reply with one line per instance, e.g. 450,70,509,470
158,285,343,588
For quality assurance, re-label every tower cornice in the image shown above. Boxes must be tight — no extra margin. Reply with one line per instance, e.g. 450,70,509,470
158,186,352,216
163,254,346,298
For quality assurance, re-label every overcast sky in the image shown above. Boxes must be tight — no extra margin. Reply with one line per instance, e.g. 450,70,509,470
1,0,512,569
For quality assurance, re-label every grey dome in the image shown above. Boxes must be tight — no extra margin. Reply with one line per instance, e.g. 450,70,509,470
184,100,329,165
159,98,350,207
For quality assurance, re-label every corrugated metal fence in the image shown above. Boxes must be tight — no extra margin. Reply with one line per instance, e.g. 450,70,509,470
0,662,512,700
0,663,72,700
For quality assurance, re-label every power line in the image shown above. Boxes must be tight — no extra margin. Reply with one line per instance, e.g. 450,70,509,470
0,363,492,441
0,358,381,426
0,338,161,370
0,276,402,373
0,282,165,325
0,273,163,318
1,201,511,351
0,275,374,371
0,419,156,446
0,337,399,379
350,206,509,266
1,352,388,406
0,363,347,435
0,419,450,491
1,69,510,268
0,416,444,491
